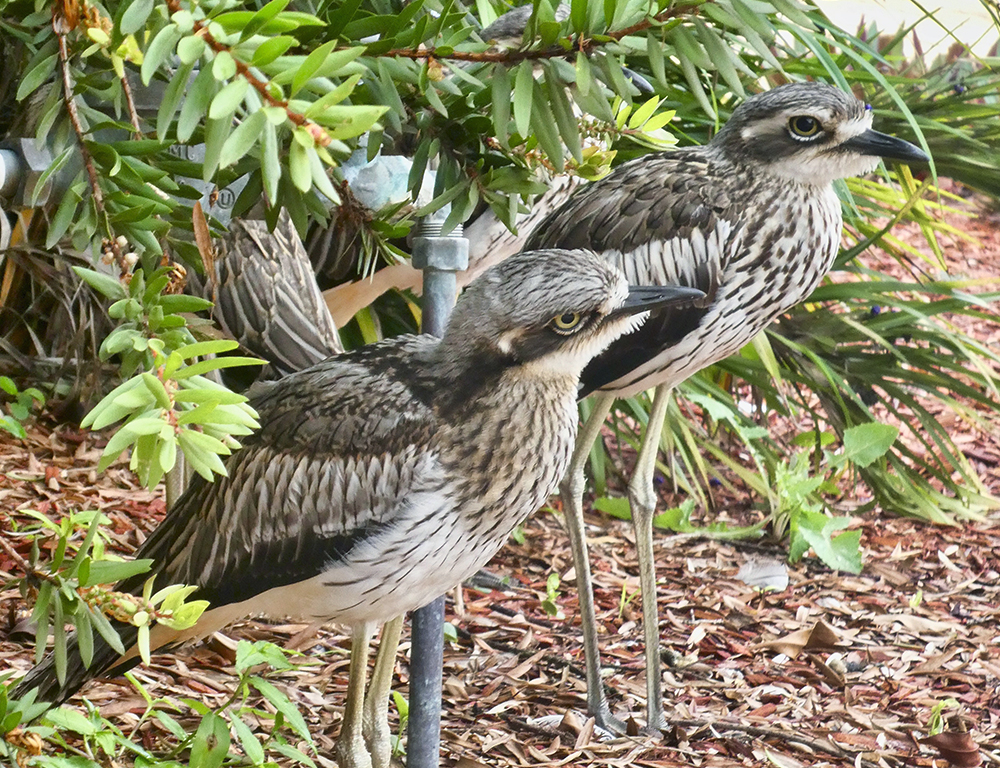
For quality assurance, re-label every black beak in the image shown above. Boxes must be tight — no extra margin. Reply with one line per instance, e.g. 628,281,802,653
842,128,929,164
609,285,706,319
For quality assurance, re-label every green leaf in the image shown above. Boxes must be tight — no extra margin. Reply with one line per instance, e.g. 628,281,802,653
174,339,241,359
531,80,564,172
261,120,281,204
646,32,666,88
593,496,631,519
251,34,297,67
202,117,232,181
45,707,97,736
232,715,265,765
490,64,511,149
241,0,291,41
141,23,182,85
75,603,94,668
208,79,250,121
289,136,312,192
177,34,206,65
53,597,67,684
190,711,230,768
81,558,154,587
291,40,337,96
212,50,238,81
178,65,219,143
793,510,863,574
16,51,57,102
842,423,899,467
159,294,213,314
574,51,592,98
72,267,127,300
90,605,126,654
545,67,581,164
31,146,76,208
249,678,311,742
120,0,154,35
219,110,267,169
156,60,196,139
45,181,82,246
513,60,534,138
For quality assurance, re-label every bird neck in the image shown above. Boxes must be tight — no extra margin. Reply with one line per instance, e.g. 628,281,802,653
421,338,578,423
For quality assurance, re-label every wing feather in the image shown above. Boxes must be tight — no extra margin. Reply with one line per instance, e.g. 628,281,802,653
526,149,749,395
117,337,441,608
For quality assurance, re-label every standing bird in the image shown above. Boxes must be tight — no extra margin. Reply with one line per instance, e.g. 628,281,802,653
525,81,928,732
13,250,703,768
194,213,345,379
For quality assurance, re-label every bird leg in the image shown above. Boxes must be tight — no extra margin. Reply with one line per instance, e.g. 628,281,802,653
362,616,404,768
626,383,673,732
559,391,628,735
336,622,376,768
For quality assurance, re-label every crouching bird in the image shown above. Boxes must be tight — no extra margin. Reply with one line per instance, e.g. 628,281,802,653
524,81,929,733
12,249,703,768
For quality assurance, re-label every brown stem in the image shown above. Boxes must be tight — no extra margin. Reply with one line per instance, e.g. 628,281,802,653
52,8,126,270
162,0,331,146
377,3,697,62
120,70,143,136
0,533,41,582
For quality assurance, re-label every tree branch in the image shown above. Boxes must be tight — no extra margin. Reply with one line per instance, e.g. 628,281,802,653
52,7,127,271
162,0,333,147
375,3,697,63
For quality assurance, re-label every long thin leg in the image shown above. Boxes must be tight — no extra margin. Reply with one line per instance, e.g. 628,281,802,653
336,623,376,768
560,391,627,734
363,616,404,768
627,383,672,731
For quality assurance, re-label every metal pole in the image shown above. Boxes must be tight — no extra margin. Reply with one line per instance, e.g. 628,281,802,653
407,216,468,768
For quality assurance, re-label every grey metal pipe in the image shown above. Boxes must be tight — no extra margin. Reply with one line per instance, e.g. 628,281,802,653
408,217,468,768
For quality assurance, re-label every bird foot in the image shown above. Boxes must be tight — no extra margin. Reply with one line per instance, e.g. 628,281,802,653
334,739,373,768
591,707,629,737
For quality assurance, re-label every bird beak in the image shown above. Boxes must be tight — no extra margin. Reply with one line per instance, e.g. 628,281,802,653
609,285,706,319
842,129,929,164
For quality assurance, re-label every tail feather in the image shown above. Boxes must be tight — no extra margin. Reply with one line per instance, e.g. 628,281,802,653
11,622,140,708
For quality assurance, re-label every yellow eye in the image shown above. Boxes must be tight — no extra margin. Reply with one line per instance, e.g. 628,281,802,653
550,312,584,334
788,115,821,138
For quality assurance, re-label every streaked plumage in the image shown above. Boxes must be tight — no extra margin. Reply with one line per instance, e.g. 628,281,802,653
14,249,703,768
192,214,344,379
525,82,928,731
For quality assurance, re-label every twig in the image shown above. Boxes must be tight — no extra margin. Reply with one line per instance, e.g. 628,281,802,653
0,534,37,581
162,0,332,147
51,7,126,271
673,718,908,768
376,3,696,63
120,72,143,136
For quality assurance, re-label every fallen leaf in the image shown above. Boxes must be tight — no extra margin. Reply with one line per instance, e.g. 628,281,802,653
737,558,789,591
870,614,962,635
755,620,844,659
920,731,982,767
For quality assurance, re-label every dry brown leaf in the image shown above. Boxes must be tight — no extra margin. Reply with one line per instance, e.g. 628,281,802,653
453,757,491,768
754,620,843,658
920,732,983,767
870,613,962,635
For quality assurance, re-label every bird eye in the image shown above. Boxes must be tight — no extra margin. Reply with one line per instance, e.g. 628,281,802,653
788,115,821,138
550,312,584,334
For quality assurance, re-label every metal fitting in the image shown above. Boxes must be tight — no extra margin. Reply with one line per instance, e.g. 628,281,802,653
0,139,61,207
412,220,470,272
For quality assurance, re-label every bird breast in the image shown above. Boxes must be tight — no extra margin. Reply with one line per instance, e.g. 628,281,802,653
251,374,579,626
601,181,843,396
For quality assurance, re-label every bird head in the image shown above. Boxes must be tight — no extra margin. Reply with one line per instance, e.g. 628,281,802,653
712,82,928,186
441,249,704,380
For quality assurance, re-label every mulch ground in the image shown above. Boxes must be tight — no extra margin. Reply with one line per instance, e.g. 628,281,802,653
2,191,1000,768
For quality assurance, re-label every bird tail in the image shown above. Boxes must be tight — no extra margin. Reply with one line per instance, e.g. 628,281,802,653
11,621,140,708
